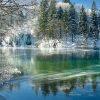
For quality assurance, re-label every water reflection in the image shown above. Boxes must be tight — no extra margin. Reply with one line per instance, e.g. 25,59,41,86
29,74,100,96
0,48,100,99
0,74,100,98
0,48,100,79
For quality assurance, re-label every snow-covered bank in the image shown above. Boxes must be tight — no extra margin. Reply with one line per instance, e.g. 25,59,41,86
37,39,76,48
0,34,100,48
0,67,21,82
0,33,36,47
36,35,100,49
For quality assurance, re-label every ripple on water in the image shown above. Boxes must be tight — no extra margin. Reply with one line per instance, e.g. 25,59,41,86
6,70,100,84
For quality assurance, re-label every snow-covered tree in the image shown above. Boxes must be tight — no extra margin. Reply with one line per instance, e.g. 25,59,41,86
68,4,78,42
0,0,24,36
63,10,69,39
38,0,49,38
79,5,88,44
46,0,56,38
63,0,71,4
90,1,99,46
57,6,64,39
57,6,63,19
98,10,100,34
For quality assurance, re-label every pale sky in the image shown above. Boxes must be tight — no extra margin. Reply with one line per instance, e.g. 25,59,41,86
58,0,100,9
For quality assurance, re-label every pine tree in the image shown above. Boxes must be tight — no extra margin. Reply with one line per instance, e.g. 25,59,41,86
47,0,56,38
63,10,69,39
90,1,99,46
48,0,56,20
68,4,78,42
98,10,100,34
79,5,88,44
63,0,70,3
57,6,64,39
38,0,49,38
57,6,63,20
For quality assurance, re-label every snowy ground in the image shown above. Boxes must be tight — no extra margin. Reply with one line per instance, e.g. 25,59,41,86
0,34,100,49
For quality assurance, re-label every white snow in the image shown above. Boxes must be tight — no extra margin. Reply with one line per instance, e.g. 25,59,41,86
1,34,100,48
56,2,71,11
37,39,76,48
0,67,21,82
1,33,36,47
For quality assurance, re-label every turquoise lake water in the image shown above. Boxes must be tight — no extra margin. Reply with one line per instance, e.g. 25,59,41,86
0,48,100,100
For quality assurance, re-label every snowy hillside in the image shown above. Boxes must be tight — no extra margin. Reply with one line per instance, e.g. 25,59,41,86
0,0,100,48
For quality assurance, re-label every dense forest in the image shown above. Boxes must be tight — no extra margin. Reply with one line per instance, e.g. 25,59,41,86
38,0,100,46
0,0,100,47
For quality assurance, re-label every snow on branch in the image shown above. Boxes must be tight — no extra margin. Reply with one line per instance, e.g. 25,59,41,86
56,2,71,11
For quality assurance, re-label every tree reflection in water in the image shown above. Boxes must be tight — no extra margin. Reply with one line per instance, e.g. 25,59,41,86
0,74,99,97
29,74,99,96
0,48,100,99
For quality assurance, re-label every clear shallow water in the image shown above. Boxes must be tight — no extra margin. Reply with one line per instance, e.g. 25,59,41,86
0,48,100,100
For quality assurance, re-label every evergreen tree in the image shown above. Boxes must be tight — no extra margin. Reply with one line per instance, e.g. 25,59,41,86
98,10,100,34
90,1,99,46
38,0,49,38
57,6,63,20
63,10,69,39
63,0,70,3
79,5,88,44
57,6,64,39
68,4,78,42
47,0,56,38
48,0,56,19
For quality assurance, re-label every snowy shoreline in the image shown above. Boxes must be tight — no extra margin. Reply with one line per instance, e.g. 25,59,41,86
0,33,100,48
